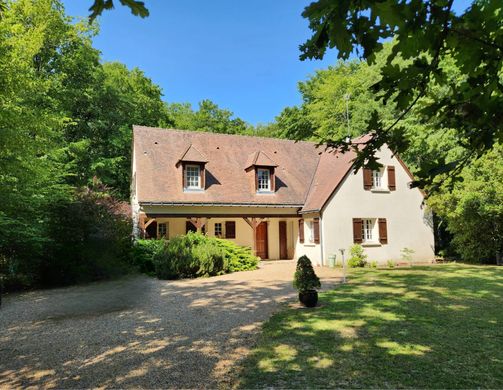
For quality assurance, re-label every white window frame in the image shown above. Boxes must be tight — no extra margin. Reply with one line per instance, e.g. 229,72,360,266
257,168,271,192
214,222,223,238
361,218,377,243
306,220,315,243
372,169,383,189
158,222,168,239
184,164,201,190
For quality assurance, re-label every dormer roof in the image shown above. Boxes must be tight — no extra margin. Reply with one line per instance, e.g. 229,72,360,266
244,150,278,170
176,143,208,166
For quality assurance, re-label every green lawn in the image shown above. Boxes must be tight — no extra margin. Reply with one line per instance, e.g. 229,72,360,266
237,264,503,389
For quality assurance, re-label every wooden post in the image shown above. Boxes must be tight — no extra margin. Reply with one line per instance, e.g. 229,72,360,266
189,217,208,233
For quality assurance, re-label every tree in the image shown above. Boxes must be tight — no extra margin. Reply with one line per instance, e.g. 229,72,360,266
300,0,503,186
428,144,503,264
88,0,148,21
166,99,249,135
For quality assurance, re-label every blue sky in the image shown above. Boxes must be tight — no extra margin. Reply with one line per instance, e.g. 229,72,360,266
62,0,472,126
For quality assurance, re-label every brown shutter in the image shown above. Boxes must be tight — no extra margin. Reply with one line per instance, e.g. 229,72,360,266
353,218,363,243
363,168,372,190
200,164,206,189
298,219,304,243
378,218,388,244
182,163,187,189
313,218,320,244
225,221,236,239
255,168,259,192
388,166,396,191
270,168,275,192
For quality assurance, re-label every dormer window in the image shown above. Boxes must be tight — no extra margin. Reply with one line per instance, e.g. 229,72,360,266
257,168,271,192
185,164,201,190
176,143,208,192
245,150,278,194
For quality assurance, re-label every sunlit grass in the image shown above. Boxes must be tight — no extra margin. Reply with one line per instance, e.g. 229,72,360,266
237,264,503,388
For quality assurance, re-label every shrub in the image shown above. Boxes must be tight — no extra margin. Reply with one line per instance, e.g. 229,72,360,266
387,259,396,268
369,260,378,268
293,255,321,292
152,232,259,280
401,247,415,264
348,244,367,268
214,239,259,272
132,239,164,275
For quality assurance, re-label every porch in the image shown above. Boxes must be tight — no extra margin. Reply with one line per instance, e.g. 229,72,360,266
138,213,300,260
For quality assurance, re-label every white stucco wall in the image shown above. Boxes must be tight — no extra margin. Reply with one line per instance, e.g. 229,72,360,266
321,146,434,264
294,213,323,266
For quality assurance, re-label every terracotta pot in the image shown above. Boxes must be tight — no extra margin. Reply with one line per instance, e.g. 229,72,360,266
299,289,318,307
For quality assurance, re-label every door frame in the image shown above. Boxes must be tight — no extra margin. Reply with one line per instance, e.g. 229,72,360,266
255,221,269,259
279,220,288,259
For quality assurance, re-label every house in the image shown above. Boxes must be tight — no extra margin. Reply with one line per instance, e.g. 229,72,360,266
131,126,434,265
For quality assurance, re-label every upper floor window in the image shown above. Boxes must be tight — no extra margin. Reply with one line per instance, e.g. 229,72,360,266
257,168,271,192
184,164,201,190
372,170,383,189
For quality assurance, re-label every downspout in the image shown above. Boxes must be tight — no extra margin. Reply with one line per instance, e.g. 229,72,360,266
320,213,325,266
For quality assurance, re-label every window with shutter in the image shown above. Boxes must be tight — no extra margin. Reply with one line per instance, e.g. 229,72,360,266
363,168,372,190
313,218,320,244
298,219,304,243
353,218,363,243
378,218,388,244
225,221,236,239
388,166,396,191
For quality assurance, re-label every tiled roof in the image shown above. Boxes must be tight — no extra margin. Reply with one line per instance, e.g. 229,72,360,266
244,150,278,170
177,144,208,164
133,126,372,212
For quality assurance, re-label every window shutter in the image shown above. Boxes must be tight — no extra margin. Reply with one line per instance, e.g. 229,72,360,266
298,219,304,243
313,218,320,244
182,164,187,189
363,168,372,190
225,221,236,239
388,166,396,191
270,168,275,192
255,168,259,192
200,165,205,189
378,218,388,244
353,218,363,243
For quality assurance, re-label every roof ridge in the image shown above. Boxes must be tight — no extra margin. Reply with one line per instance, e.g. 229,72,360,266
132,125,320,147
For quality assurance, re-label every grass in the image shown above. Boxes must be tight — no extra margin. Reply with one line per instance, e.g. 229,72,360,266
237,264,503,389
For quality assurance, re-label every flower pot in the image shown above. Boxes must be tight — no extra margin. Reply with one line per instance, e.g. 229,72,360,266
299,289,318,307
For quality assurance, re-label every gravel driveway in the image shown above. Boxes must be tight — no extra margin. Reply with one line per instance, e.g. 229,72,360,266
0,261,341,389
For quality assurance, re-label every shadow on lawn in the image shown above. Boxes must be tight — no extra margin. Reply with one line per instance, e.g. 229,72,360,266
0,265,341,388
238,264,503,389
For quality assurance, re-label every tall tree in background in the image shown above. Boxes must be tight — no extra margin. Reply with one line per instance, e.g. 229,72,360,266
166,99,249,135
300,0,502,186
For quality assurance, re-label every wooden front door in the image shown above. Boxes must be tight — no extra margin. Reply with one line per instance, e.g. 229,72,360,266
279,221,288,259
255,222,268,259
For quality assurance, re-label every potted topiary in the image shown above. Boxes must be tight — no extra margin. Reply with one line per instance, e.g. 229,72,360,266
293,255,321,307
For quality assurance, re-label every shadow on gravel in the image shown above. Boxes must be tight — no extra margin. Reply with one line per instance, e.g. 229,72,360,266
0,265,341,388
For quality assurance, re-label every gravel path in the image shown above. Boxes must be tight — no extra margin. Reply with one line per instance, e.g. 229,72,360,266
0,261,342,389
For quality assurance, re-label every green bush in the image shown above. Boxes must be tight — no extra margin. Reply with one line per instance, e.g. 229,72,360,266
369,260,378,268
214,239,259,272
387,259,396,268
152,232,259,280
132,239,164,275
348,244,368,268
293,255,321,292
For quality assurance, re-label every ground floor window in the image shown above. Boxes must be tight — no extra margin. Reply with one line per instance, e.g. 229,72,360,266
158,222,168,239
362,218,376,242
214,222,222,237
306,220,315,243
